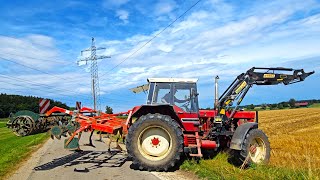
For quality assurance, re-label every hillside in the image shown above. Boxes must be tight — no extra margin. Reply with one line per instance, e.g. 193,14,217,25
0,93,69,118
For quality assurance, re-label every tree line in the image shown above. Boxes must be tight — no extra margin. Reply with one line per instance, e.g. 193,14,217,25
0,93,70,118
245,98,320,110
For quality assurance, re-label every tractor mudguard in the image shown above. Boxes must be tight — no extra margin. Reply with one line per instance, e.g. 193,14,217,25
230,122,258,150
130,104,183,128
131,104,179,120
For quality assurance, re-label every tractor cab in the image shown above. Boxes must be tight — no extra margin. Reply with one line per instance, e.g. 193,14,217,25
146,78,199,113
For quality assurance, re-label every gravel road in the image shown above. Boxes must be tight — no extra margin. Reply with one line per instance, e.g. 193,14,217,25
9,132,198,180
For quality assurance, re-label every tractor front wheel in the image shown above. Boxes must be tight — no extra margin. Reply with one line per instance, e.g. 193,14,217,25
126,113,183,171
231,128,270,167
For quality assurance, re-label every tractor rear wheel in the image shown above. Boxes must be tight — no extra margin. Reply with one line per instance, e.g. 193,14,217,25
231,129,270,167
126,113,183,171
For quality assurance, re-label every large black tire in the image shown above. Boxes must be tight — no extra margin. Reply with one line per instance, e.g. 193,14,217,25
231,129,270,167
126,113,184,171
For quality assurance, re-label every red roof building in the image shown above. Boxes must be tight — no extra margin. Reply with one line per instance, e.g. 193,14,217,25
295,102,309,107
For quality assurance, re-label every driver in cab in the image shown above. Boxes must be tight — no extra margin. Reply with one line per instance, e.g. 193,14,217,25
161,89,190,104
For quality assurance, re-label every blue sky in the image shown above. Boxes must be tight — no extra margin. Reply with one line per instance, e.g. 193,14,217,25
0,0,319,112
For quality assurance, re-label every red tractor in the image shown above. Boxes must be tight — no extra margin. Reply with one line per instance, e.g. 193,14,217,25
125,67,314,171
41,67,313,171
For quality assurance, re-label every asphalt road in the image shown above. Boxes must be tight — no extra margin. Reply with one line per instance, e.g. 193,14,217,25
9,132,198,180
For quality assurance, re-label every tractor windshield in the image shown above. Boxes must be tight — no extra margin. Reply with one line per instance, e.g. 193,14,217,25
147,82,199,112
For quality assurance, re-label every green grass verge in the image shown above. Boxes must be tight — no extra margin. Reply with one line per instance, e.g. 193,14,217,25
181,153,319,180
0,119,49,179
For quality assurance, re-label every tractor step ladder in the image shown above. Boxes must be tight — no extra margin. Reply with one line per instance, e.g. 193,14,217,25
189,132,203,157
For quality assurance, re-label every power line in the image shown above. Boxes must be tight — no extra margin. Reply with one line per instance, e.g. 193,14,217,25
0,56,141,101
0,75,133,103
0,74,91,100
99,0,202,79
0,56,141,106
0,56,73,81
0,74,93,106
0,88,87,106
0,80,78,98
0,47,141,102
0,56,95,86
0,52,75,65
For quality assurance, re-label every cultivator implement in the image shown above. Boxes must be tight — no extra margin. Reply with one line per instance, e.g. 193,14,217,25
45,106,129,150
6,105,129,148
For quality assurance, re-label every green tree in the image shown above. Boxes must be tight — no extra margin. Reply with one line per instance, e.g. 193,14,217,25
261,104,267,110
105,106,113,114
0,94,70,116
282,102,289,108
270,104,277,110
278,103,284,109
248,104,255,110
0,108,5,118
289,98,296,108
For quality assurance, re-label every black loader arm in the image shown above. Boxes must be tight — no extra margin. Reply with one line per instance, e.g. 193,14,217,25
217,67,314,119
247,67,314,85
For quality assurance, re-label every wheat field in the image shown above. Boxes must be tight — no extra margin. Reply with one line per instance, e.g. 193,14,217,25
259,108,320,170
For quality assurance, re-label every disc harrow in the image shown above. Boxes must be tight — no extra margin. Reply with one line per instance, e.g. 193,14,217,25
6,110,71,136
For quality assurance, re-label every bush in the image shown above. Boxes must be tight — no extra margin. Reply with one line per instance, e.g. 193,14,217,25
278,104,284,109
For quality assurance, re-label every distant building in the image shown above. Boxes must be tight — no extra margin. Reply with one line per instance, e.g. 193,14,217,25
295,102,309,107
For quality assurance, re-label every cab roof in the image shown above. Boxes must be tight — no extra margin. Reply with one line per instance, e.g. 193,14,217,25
147,78,198,83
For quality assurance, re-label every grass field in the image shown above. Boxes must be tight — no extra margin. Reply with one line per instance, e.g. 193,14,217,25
310,103,320,108
181,108,320,179
0,119,49,180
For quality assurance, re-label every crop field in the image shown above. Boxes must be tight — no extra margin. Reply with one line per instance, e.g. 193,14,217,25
182,108,320,179
0,119,49,179
259,108,320,169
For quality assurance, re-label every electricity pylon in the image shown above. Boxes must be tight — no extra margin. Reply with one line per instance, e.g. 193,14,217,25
78,38,110,111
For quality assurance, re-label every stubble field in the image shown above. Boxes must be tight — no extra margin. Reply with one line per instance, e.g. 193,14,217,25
259,108,320,169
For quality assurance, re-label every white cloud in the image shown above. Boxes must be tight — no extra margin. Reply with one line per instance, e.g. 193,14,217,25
97,0,320,94
154,0,177,16
0,35,67,70
26,34,55,47
116,10,129,23
157,44,173,53
0,34,95,104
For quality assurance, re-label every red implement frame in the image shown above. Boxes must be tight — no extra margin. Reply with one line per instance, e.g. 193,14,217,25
46,106,129,146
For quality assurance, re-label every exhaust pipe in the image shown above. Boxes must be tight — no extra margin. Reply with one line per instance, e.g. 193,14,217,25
214,75,219,110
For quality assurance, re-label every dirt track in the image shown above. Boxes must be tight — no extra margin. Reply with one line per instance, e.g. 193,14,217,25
9,132,198,180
